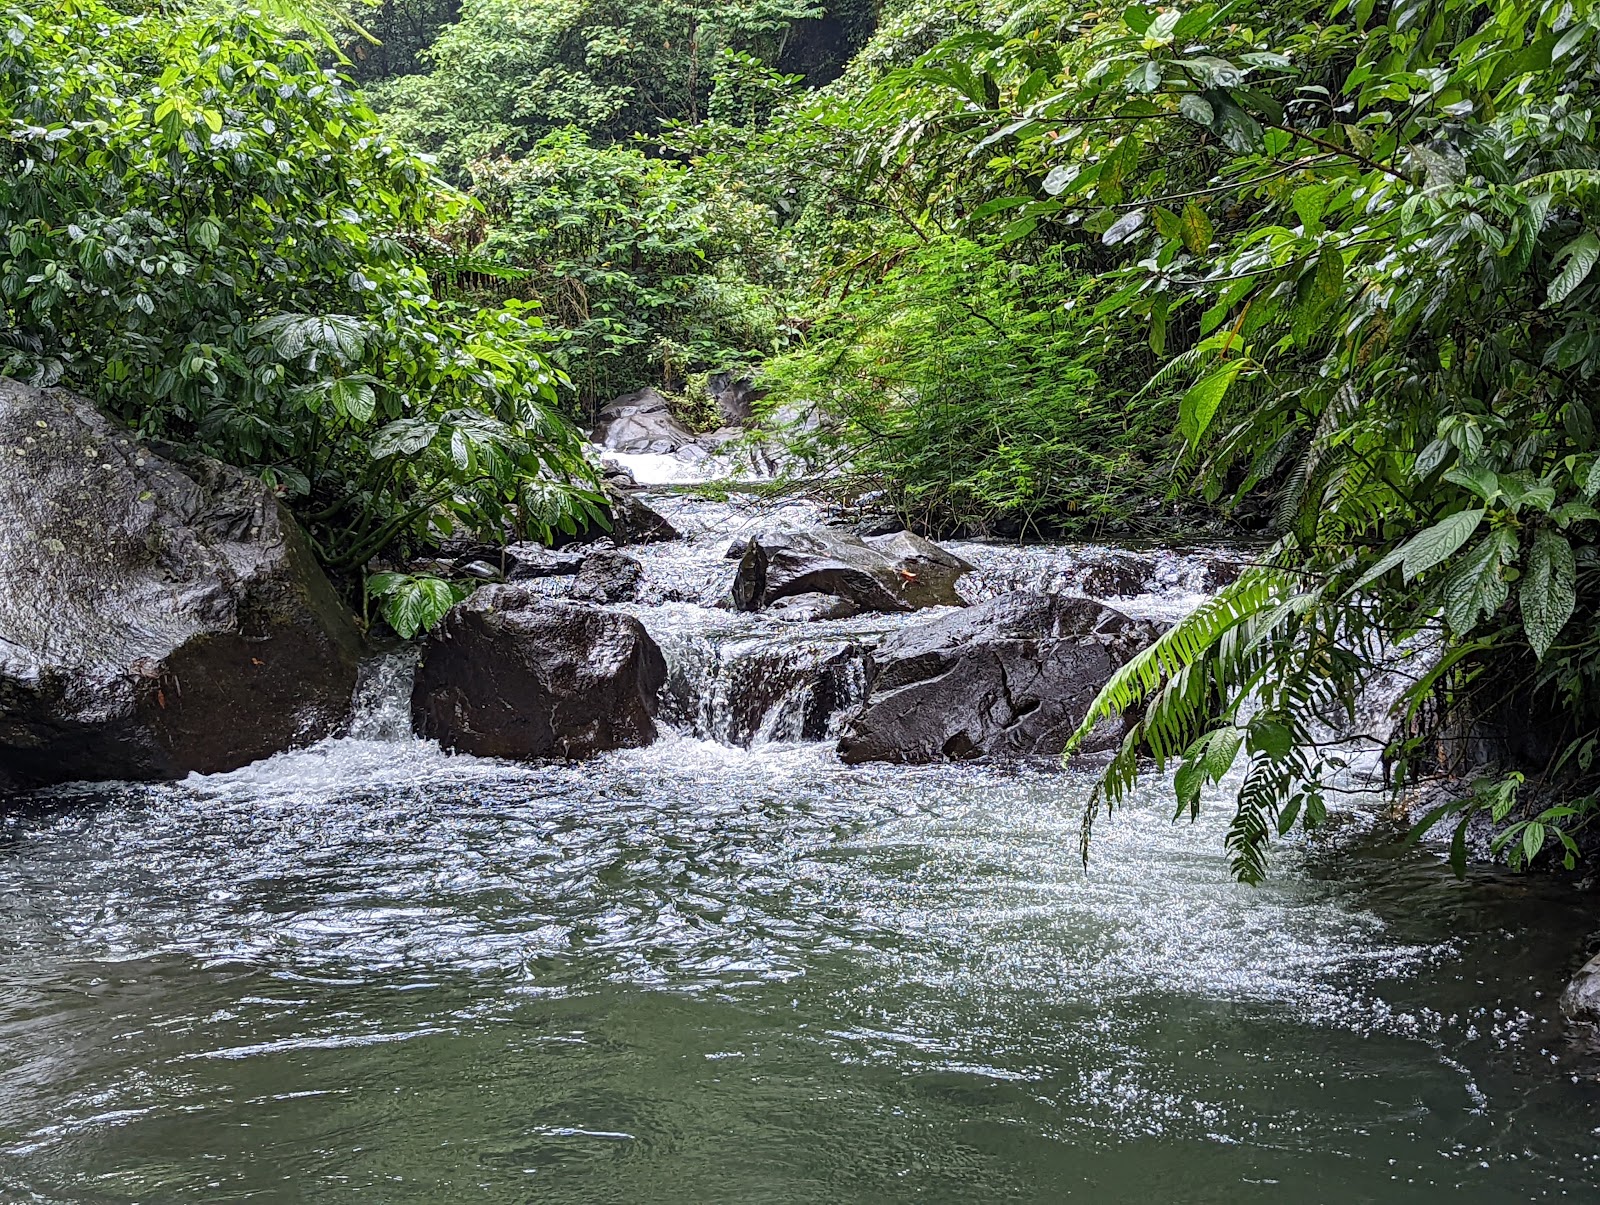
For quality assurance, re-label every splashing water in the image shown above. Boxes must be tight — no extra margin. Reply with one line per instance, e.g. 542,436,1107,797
1,494,1598,1204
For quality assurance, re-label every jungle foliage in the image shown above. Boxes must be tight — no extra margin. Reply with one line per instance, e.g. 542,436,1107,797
840,0,1600,876
0,0,604,568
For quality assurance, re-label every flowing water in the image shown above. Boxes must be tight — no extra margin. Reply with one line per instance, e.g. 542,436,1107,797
2,483,1599,1203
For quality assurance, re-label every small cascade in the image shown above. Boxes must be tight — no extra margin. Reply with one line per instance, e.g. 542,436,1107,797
347,649,420,741
651,624,873,747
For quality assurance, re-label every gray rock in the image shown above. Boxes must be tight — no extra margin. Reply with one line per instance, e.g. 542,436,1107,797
570,551,643,603
1563,951,1600,1024
707,371,762,427
411,586,665,760
730,528,972,613
674,441,712,464
767,592,862,622
504,544,585,580
836,592,1158,764
592,387,694,454
0,381,362,791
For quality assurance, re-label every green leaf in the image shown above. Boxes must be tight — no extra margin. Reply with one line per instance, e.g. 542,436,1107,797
1442,530,1516,635
1178,92,1214,126
1521,821,1547,865
1548,232,1600,305
1399,509,1484,582
1178,359,1245,447
1179,200,1213,256
1520,527,1576,659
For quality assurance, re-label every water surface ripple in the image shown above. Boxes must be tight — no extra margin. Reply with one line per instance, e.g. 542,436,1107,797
2,727,1598,1202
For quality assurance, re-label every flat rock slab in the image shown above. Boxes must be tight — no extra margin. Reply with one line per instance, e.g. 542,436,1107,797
411,586,665,760
837,591,1158,764
0,382,362,791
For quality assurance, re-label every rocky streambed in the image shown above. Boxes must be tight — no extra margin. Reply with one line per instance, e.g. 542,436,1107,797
6,389,1600,1202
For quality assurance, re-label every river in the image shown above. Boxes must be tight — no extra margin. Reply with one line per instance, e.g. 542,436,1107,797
1,486,1598,1202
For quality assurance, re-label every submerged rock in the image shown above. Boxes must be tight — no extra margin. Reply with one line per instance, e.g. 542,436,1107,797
767,592,862,622
0,381,362,791
1076,552,1151,599
411,585,665,759
730,528,972,613
836,592,1157,764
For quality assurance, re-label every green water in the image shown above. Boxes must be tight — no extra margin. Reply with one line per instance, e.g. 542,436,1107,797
1,736,1597,1202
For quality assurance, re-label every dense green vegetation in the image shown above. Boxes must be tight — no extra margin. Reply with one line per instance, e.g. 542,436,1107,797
9,0,1600,873
0,0,604,568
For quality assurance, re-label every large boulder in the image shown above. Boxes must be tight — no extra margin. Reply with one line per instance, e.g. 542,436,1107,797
730,528,973,613
591,387,694,455
837,592,1158,764
0,382,362,792
411,586,665,759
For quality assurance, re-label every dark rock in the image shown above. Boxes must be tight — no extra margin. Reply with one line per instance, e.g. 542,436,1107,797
836,592,1158,765
0,381,362,791
854,514,906,538
411,586,665,760
1202,555,1245,591
730,539,768,612
730,528,972,613
1077,553,1151,599
504,544,585,580
591,387,694,454
570,551,643,603
707,371,763,427
1563,951,1600,1024
606,485,679,546
767,592,862,622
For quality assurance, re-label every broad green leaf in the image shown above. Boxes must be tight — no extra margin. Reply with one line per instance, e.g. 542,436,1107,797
1179,200,1213,256
1548,231,1600,305
1520,527,1576,659
1400,508,1484,582
1178,359,1245,447
1442,530,1516,635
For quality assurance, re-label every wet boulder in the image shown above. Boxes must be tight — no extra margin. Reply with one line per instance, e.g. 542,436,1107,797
591,387,694,455
1076,552,1152,599
504,544,585,580
411,585,665,759
837,592,1158,765
569,550,643,603
1563,951,1600,1025
0,382,362,792
730,528,973,613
